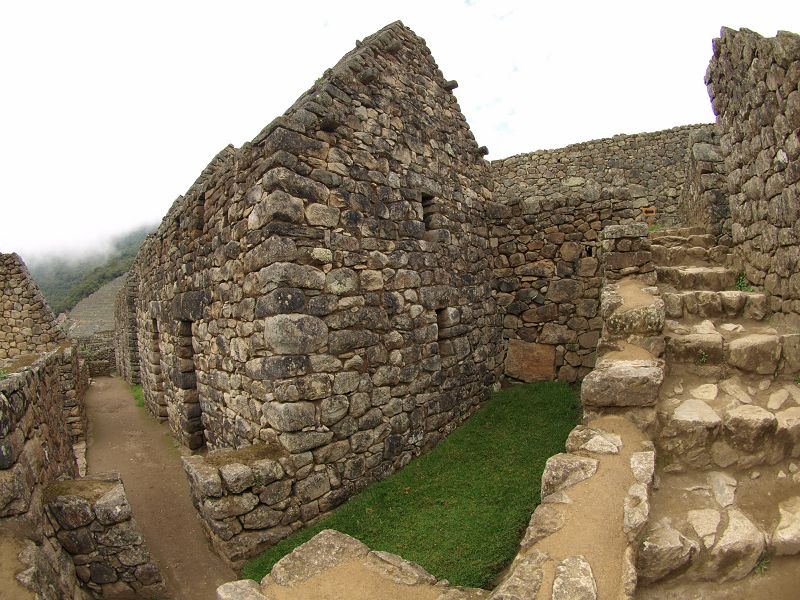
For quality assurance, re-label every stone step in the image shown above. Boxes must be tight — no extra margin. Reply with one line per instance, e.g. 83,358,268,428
664,320,798,377
649,234,717,249
656,266,737,291
650,244,730,267
600,278,665,338
650,226,708,239
636,461,800,587
661,290,767,320
655,373,800,471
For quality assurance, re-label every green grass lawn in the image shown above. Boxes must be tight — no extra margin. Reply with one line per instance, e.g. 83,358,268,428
131,384,145,408
242,381,579,589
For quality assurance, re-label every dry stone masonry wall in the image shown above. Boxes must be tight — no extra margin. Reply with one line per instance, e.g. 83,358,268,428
0,253,65,361
707,28,800,321
677,126,731,244
0,347,90,599
119,21,503,561
44,474,166,599
113,272,140,384
490,126,700,382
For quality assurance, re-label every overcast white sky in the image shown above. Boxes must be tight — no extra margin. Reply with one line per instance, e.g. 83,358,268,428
2,1,798,261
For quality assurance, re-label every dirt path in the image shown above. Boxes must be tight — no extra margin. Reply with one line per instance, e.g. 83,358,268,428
85,376,235,599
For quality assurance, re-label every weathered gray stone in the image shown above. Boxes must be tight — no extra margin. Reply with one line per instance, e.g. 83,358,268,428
269,529,369,586
659,399,721,463
251,459,284,486
552,555,596,600
47,495,94,530
581,361,663,407
217,579,268,600
520,504,564,548
296,471,330,503
540,454,598,497
95,520,143,547
637,520,698,584
773,496,800,556
565,425,622,455
489,549,548,600
203,493,259,520
183,457,224,498
280,430,334,453
623,483,649,540
365,550,438,585
219,463,255,494
265,402,316,432
701,508,765,581
93,484,132,525
241,505,283,529
688,508,721,548
724,405,777,453
630,451,655,485
708,471,737,508
263,314,328,354
726,334,782,374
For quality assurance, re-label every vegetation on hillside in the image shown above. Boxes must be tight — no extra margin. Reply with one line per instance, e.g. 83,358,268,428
243,381,580,589
28,225,155,315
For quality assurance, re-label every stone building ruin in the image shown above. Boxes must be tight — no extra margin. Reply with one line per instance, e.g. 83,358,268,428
110,21,800,583
2,16,798,600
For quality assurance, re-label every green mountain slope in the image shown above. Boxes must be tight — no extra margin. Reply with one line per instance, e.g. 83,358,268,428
28,225,154,315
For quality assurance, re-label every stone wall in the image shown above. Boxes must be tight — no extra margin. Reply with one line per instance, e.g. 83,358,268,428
1,348,81,531
707,27,800,318
677,126,730,244
43,474,166,599
0,253,65,361
0,347,87,600
117,20,503,558
114,272,140,384
490,126,702,382
182,445,294,564
73,331,116,378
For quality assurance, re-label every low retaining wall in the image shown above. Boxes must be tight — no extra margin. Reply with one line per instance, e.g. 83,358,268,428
183,444,302,565
1,345,91,599
44,474,166,599
1,347,82,530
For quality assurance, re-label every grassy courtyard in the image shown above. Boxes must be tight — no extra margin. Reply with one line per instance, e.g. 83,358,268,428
243,381,579,589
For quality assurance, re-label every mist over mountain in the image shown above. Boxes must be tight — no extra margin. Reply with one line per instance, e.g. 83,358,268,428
28,224,155,315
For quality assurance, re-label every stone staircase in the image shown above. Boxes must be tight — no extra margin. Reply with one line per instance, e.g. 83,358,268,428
634,227,800,595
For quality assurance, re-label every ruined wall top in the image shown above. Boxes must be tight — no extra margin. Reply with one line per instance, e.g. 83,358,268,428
0,253,65,363
493,124,708,227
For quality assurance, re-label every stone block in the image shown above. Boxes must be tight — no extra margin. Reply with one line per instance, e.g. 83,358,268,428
504,339,555,382
581,361,663,408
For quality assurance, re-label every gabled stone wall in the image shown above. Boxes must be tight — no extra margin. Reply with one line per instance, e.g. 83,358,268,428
706,27,800,320
0,253,65,361
117,21,503,558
